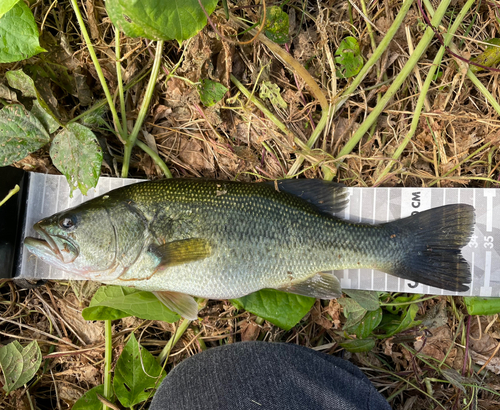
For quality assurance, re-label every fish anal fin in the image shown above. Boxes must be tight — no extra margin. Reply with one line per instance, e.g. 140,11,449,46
149,238,211,268
153,291,199,320
277,272,342,299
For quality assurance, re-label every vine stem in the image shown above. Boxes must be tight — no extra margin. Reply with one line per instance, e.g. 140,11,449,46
334,0,413,115
136,140,172,178
121,40,164,177
335,0,452,160
69,0,124,139
158,319,192,363
0,184,19,207
374,0,476,185
102,320,112,410
115,28,128,134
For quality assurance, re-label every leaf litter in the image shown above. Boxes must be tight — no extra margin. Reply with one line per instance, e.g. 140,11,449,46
1,0,500,409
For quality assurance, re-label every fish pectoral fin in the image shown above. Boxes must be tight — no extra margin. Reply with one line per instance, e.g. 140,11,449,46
150,238,211,268
264,179,349,214
153,291,199,320
277,272,342,299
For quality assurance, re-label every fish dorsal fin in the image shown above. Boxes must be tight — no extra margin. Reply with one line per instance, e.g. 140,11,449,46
277,272,342,299
266,179,349,214
153,291,199,320
149,238,212,268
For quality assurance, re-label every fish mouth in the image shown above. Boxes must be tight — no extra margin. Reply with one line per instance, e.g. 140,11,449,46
25,223,79,264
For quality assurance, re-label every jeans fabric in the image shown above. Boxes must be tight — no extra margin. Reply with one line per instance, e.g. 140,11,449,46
150,341,392,410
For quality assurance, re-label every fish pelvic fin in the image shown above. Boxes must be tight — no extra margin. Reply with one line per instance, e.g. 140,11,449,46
149,238,212,268
383,204,475,292
153,291,199,320
277,272,342,299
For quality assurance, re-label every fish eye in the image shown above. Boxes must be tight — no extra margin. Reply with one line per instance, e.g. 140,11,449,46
59,214,77,230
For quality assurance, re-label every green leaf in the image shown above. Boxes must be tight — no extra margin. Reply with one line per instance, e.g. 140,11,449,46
6,70,61,133
0,342,22,393
50,123,103,196
0,104,50,166
198,79,228,107
106,0,218,43
343,289,380,311
114,334,166,407
72,385,106,410
259,81,287,109
338,297,367,328
335,36,363,79
345,307,383,339
0,1,46,63
264,6,289,44
0,341,42,393
471,38,500,73
464,296,500,316
231,289,315,331
0,0,19,18
340,338,376,353
377,303,421,337
82,285,180,323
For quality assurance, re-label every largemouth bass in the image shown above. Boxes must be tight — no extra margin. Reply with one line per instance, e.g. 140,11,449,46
24,179,475,319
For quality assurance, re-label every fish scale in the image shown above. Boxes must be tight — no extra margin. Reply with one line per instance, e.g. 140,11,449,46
25,178,475,319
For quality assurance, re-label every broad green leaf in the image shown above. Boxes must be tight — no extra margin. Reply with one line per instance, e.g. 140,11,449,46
73,385,107,410
0,0,19,18
198,79,228,107
114,334,166,407
105,0,147,38
0,342,22,392
377,303,421,337
0,104,50,166
338,297,367,328
0,341,41,393
264,6,289,44
50,123,103,196
340,338,376,353
345,307,383,339
106,0,218,43
343,289,380,311
0,1,46,63
335,36,363,79
82,285,180,323
471,38,500,73
259,81,287,109
464,296,500,316
231,289,315,331
6,70,61,133
383,294,421,314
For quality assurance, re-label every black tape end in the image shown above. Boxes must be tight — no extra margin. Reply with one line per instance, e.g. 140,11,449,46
0,167,30,279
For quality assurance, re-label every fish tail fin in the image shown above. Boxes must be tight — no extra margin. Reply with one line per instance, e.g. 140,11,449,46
384,204,475,292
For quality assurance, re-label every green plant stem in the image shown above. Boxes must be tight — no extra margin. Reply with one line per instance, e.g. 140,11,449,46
0,184,19,207
115,28,128,134
380,295,437,307
465,65,500,116
374,0,475,185
336,0,452,161
136,140,173,178
103,319,112,410
158,319,192,363
335,0,413,113
428,140,493,186
230,17,333,179
230,74,295,140
69,0,123,138
122,40,164,177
